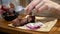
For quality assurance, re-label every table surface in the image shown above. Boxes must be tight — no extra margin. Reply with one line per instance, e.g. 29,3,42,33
0,18,60,34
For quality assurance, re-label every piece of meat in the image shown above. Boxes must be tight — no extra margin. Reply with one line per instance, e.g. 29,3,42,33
12,18,28,26
12,15,35,27
27,15,35,23
12,18,21,27
20,18,28,26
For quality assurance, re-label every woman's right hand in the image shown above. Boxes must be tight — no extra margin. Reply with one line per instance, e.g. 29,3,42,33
25,0,60,14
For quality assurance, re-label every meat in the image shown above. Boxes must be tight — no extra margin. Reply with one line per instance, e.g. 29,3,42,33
27,15,35,23
12,17,28,26
12,15,35,27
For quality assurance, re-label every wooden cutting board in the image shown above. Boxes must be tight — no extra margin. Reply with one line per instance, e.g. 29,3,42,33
36,17,57,32
8,17,58,32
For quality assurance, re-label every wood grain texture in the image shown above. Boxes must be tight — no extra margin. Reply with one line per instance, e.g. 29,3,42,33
0,17,58,34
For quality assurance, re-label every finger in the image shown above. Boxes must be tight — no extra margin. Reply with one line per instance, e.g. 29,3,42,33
25,1,35,15
25,0,34,11
25,0,42,10
35,1,44,13
38,4,48,13
35,0,44,10
25,0,42,14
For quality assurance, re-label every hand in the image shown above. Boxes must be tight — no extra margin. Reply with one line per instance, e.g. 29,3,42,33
25,0,60,14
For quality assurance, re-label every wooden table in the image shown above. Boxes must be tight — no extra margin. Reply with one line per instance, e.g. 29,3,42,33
0,19,60,34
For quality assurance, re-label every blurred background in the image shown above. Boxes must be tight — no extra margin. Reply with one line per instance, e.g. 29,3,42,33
0,0,60,17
